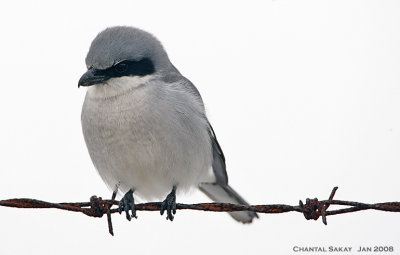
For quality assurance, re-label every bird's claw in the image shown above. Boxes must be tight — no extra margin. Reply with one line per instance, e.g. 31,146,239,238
118,189,137,221
160,187,177,221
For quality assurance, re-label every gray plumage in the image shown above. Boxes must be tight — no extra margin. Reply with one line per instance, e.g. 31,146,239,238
80,26,257,223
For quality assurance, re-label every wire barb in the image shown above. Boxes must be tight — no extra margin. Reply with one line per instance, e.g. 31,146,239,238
1,186,400,236
298,186,339,224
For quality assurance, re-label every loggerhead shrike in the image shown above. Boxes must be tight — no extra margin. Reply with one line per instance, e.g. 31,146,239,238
78,26,258,223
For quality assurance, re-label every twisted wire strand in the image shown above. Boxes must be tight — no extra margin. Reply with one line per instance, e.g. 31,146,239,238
1,187,399,236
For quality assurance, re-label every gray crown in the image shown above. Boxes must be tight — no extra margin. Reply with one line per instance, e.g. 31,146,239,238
85,26,170,71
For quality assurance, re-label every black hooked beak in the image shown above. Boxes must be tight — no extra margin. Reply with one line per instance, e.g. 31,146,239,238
78,68,109,88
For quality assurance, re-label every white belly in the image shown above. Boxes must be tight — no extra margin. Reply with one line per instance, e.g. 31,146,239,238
81,78,213,200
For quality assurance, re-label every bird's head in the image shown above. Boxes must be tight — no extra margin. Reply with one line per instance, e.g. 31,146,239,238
78,26,171,88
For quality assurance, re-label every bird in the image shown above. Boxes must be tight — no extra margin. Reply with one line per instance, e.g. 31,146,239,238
78,26,258,223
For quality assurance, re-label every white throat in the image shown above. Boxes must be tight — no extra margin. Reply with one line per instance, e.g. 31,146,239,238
86,75,154,99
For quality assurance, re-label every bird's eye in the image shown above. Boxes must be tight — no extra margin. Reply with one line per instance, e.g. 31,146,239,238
114,62,129,73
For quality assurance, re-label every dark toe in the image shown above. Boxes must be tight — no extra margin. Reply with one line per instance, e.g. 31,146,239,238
118,200,124,214
160,190,176,221
119,189,137,221
124,199,132,221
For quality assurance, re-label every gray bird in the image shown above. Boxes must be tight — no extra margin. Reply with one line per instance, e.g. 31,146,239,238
78,26,258,223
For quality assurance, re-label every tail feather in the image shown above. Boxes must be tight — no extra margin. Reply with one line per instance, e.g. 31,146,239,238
199,183,258,223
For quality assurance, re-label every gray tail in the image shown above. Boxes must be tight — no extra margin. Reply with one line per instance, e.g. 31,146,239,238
199,183,258,223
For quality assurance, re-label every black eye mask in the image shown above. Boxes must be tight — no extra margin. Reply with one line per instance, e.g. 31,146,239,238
79,58,155,87
95,58,155,78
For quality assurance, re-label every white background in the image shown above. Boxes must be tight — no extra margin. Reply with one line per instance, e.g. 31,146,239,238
0,1,399,254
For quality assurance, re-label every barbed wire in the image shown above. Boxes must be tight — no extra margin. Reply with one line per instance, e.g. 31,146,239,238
1,187,399,236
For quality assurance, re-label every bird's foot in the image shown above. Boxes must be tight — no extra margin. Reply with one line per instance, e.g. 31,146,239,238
118,189,137,221
160,186,177,221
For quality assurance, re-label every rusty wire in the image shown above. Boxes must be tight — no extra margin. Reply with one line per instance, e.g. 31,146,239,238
1,187,399,236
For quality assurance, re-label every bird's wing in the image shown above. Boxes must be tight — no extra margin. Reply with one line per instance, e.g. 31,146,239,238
178,76,229,184
174,73,229,185
208,123,228,185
